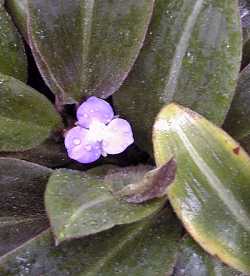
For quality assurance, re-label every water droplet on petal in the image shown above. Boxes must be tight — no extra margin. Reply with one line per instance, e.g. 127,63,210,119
85,144,92,151
73,138,81,146
84,114,88,118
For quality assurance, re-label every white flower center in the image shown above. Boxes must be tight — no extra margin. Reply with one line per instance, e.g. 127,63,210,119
88,121,109,142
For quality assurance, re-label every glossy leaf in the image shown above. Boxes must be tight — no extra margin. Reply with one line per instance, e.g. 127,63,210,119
240,0,250,68
0,74,62,152
107,158,176,203
27,0,154,104
173,236,246,276
0,138,70,168
45,166,165,244
0,2,27,81
0,208,182,276
240,135,250,154
114,0,242,154
224,64,250,153
153,103,250,274
0,158,50,257
5,0,28,42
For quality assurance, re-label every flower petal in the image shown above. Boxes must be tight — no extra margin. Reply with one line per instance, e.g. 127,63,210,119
64,126,101,163
102,118,134,154
77,96,114,128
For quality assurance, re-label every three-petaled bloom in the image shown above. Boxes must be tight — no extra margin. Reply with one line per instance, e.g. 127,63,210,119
64,97,134,163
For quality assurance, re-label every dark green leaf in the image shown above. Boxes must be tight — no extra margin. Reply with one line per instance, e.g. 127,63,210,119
0,138,70,168
5,0,28,42
0,2,27,81
224,64,250,150
0,158,50,257
27,0,154,104
239,0,250,68
240,134,250,154
0,73,62,152
153,103,250,274
173,236,246,276
107,158,176,203
45,166,165,244
0,208,182,276
114,0,242,154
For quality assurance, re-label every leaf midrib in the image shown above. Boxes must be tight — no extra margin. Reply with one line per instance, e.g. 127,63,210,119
175,119,250,232
84,219,152,276
163,0,204,102
80,0,95,89
61,192,113,235
0,114,53,132
0,215,47,227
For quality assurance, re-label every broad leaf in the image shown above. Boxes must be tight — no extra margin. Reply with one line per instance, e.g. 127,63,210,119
5,0,28,42
0,208,182,276
114,0,242,154
0,2,27,81
0,138,70,168
173,236,246,276
224,64,250,153
153,103,250,274
27,0,154,104
240,0,250,68
45,166,166,244
0,158,50,257
241,135,250,155
0,74,62,152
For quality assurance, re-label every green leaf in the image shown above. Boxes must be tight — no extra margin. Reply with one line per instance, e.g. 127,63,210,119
27,0,154,104
107,158,176,203
45,166,166,244
0,208,182,276
0,138,70,168
240,135,250,155
0,158,50,257
153,103,250,274
0,2,27,81
113,0,242,154
242,31,250,69
173,236,246,276
223,64,250,153
239,0,250,68
5,0,28,42
0,73,62,152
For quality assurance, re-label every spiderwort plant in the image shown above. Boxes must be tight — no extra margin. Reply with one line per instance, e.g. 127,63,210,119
0,0,250,275
64,97,134,163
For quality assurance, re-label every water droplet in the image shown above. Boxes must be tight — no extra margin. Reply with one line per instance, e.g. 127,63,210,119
73,138,81,146
83,113,88,118
85,144,92,151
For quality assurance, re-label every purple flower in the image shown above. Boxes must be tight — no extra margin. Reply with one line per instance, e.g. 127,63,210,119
64,97,134,163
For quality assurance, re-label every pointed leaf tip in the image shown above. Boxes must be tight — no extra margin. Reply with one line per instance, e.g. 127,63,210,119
115,157,177,204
